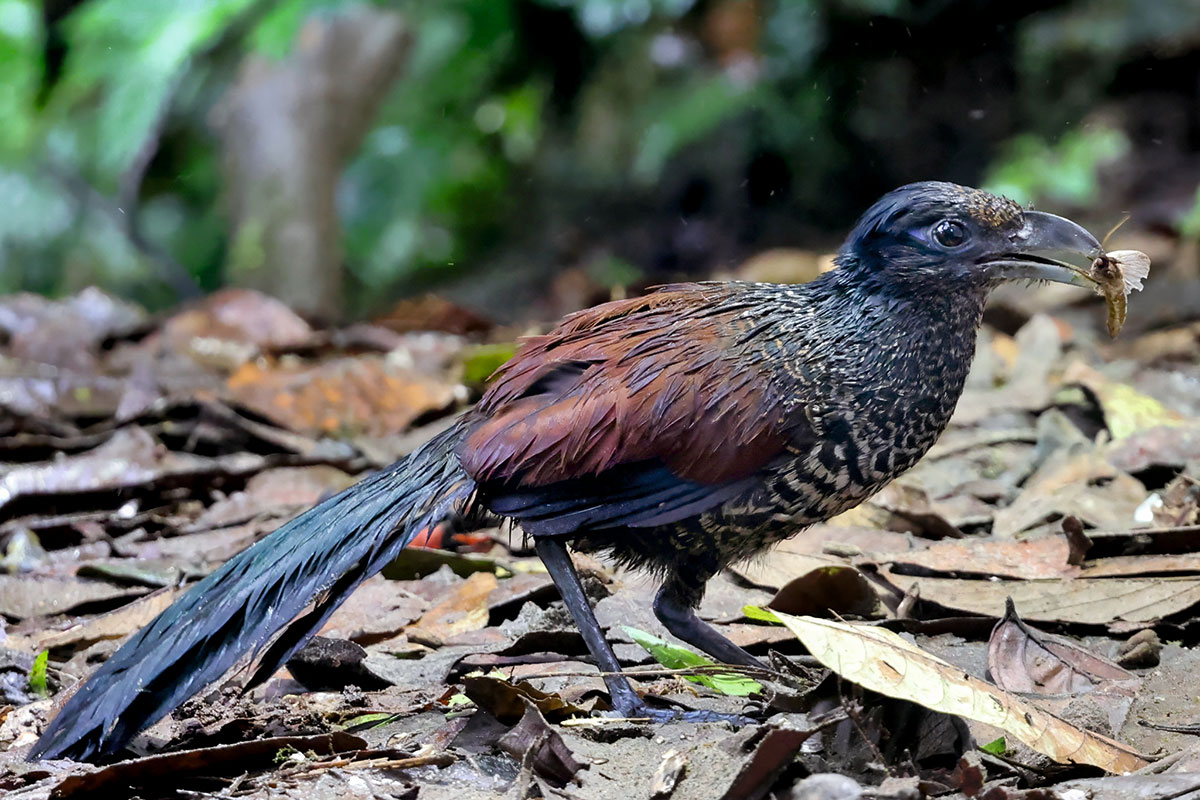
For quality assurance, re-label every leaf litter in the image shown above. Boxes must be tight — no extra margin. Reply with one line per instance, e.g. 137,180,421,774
2,266,1200,799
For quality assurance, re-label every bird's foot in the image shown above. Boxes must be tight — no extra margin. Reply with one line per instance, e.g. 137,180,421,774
607,704,756,726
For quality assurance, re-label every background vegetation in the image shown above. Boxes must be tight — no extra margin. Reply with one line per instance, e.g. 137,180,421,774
2,0,1199,320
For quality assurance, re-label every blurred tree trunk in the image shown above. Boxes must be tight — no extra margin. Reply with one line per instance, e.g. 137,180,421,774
212,7,410,319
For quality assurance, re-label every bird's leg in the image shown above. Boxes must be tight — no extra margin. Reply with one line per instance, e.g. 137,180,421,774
535,538,754,725
653,573,766,669
533,537,650,716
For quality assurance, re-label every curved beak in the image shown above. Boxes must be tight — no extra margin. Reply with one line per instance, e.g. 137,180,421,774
986,210,1103,288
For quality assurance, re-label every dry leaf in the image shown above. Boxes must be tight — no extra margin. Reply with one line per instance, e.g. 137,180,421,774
730,526,917,590
0,575,147,620
162,288,314,364
496,699,588,785
406,571,499,644
49,732,366,798
6,587,183,654
875,568,1200,625
991,444,1145,538
373,294,492,336
227,355,458,438
773,613,1149,773
869,535,1078,580
0,426,269,514
0,288,146,370
462,673,593,722
1078,553,1200,578
988,599,1140,696
768,565,879,618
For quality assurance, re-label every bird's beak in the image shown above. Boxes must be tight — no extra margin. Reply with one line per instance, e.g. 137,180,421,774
986,210,1103,288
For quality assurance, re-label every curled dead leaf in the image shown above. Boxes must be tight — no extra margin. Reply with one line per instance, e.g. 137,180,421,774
988,598,1140,696
773,612,1150,773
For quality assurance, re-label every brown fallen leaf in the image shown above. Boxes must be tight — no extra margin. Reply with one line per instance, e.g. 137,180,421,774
988,598,1140,696
161,288,315,367
950,315,1063,425
866,482,966,538
406,571,499,645
0,575,147,621
990,440,1145,538
1108,426,1200,473
1079,553,1200,578
0,364,140,420
122,523,265,567
6,586,183,654
773,613,1149,773
0,288,146,371
48,732,367,797
320,575,428,643
226,355,459,438
718,716,823,800
186,465,358,531
869,535,1079,581
875,568,1200,625
373,294,492,336
497,699,588,786
730,525,917,590
0,426,269,514
768,565,879,618
462,673,593,722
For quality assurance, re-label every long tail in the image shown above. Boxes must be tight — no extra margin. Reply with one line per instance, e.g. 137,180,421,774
30,423,475,762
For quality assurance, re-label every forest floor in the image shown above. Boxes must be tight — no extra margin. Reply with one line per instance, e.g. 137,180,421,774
1,248,1200,798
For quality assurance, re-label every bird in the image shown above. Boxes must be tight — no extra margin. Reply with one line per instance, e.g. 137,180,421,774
30,181,1108,762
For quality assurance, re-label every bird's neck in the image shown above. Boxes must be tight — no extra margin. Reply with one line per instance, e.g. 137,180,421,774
785,272,988,481
829,269,987,399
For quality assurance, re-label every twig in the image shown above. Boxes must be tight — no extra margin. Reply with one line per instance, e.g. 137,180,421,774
505,662,815,684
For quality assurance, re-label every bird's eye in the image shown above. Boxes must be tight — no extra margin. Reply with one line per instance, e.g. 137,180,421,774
932,219,969,248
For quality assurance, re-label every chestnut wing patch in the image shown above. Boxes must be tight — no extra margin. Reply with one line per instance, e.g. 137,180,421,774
458,286,805,534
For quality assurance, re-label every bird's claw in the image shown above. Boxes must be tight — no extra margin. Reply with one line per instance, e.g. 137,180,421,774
608,705,757,726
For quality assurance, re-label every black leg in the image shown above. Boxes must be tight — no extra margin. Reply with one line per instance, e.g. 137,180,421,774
535,539,756,725
653,576,766,669
534,537,648,717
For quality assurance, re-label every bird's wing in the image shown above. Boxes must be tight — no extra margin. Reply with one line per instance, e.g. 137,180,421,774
459,284,810,534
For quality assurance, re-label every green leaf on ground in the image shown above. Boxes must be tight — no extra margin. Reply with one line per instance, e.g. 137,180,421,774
622,626,762,696
28,650,49,697
980,737,1008,755
343,712,400,731
742,604,784,624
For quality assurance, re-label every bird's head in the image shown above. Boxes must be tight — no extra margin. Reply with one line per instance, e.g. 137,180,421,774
837,181,1103,297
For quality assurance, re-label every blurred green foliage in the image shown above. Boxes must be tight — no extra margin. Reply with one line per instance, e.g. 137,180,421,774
1,0,1198,311
1179,188,1200,240
983,128,1129,207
